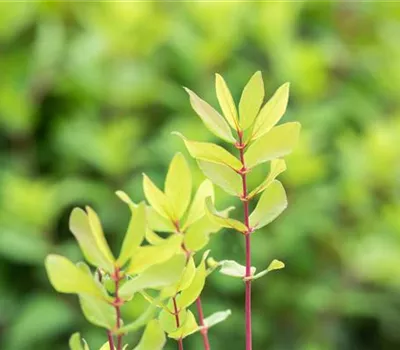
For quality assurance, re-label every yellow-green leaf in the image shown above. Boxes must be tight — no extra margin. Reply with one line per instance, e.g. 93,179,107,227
174,133,242,171
116,304,158,335
120,254,187,299
183,221,209,252
143,174,175,221
165,153,192,220
118,202,146,266
178,251,208,309
245,122,301,169
215,73,239,130
79,294,116,329
249,180,287,230
239,71,264,130
45,254,104,298
127,235,183,275
248,259,285,281
183,179,214,230
248,159,286,199
69,208,114,272
205,198,247,233
69,333,84,350
133,320,166,350
168,310,199,340
98,342,114,350
198,160,242,197
159,302,187,334
251,82,290,140
184,87,236,143
85,207,115,264
145,228,165,245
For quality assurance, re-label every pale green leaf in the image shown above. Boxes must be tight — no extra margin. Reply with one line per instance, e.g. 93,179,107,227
247,259,285,281
198,160,242,197
133,320,166,350
184,87,236,143
165,153,192,220
203,309,232,329
218,260,255,278
178,251,208,309
118,202,146,266
79,294,116,329
98,342,114,350
176,256,196,292
245,122,301,169
69,333,84,350
69,208,114,272
205,198,247,233
85,207,115,264
145,228,165,245
120,254,187,299
183,179,214,230
174,132,242,171
116,304,158,335
143,174,175,221
215,73,239,130
249,180,287,230
45,255,104,298
183,221,209,252
239,71,264,130
168,310,199,340
251,82,290,140
127,235,183,275
115,190,136,210
248,159,286,199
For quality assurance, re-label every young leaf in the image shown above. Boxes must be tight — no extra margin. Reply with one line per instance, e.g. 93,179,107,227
69,208,114,272
143,174,175,221
184,87,236,143
168,310,199,340
99,343,114,350
165,153,192,220
174,132,242,171
159,304,187,333
218,260,255,278
183,221,210,252
245,122,301,169
117,202,146,266
183,179,214,229
132,320,166,350
215,73,239,130
239,71,264,130
248,159,286,199
116,303,158,335
119,254,187,298
178,251,208,309
117,191,175,232
176,256,196,292
251,82,290,140
205,198,247,233
69,333,84,350
203,309,232,329
247,259,285,281
145,228,165,245
127,235,183,275
249,180,287,230
85,207,115,264
78,294,116,329
45,255,104,298
198,160,242,197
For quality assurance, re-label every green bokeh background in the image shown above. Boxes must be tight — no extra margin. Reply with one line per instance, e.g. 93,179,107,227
1,2,400,350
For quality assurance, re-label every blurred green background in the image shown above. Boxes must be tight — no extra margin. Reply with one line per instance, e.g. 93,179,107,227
1,2,400,350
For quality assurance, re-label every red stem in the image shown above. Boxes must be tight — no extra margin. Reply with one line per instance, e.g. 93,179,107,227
238,131,252,350
173,297,184,350
175,222,211,349
114,267,123,350
196,297,211,350
107,331,115,350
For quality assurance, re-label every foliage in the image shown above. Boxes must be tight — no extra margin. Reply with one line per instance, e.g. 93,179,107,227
1,2,400,350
